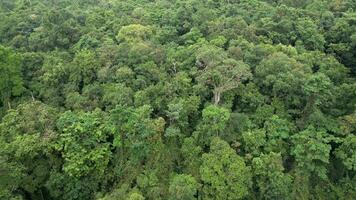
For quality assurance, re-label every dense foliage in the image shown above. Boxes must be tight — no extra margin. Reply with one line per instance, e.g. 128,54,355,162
0,0,355,199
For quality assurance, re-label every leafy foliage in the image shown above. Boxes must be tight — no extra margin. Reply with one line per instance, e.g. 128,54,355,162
0,0,355,199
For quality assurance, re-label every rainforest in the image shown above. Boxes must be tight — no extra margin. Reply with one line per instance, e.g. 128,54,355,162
0,0,355,199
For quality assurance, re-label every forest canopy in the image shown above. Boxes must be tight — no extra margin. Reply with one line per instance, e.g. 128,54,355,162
0,0,355,199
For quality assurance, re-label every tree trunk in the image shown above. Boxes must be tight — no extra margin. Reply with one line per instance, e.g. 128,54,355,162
31,91,35,101
213,90,221,105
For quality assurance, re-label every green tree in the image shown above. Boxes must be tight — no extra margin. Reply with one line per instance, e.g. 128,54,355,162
127,192,145,200
200,137,251,200
110,105,162,164
196,46,252,105
69,50,100,91
263,115,292,156
292,126,332,179
0,46,23,110
168,174,198,200
298,73,332,128
295,18,326,51
117,24,153,43
181,137,202,179
55,109,113,177
102,83,133,109
335,135,356,171
252,152,293,200
242,129,266,156
255,52,310,110
195,105,231,145
0,101,58,200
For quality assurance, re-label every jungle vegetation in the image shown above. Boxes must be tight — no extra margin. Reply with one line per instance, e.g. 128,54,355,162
0,0,355,199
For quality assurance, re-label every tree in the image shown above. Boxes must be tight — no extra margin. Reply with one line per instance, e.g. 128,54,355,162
202,105,230,135
295,18,326,51
0,155,24,200
252,152,293,200
168,174,198,200
196,45,252,105
46,172,100,200
291,126,332,179
242,129,266,157
48,109,114,200
110,105,162,164
136,169,165,200
200,137,251,200
69,50,100,91
335,135,356,171
0,101,58,200
263,115,292,156
181,137,202,179
194,105,231,145
102,83,133,109
117,24,153,43
255,52,310,110
127,192,145,200
298,73,332,128
38,51,70,106
326,12,356,74
0,46,23,109
55,109,113,177
97,184,143,200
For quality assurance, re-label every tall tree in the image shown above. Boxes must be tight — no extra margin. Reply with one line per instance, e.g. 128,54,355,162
196,45,252,105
